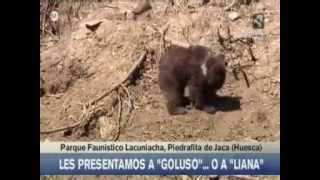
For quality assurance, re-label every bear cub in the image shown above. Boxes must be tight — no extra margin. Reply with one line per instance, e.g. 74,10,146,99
159,45,226,115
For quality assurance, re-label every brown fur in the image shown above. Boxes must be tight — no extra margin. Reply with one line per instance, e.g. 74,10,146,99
159,45,226,115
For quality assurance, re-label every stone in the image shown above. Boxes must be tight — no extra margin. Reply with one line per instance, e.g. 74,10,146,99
228,12,240,21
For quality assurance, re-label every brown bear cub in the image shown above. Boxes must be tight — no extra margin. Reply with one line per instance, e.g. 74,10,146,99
159,45,226,115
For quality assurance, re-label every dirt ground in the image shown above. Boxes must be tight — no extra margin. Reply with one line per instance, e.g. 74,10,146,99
40,0,279,179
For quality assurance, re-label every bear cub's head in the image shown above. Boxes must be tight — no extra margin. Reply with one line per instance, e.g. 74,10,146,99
200,53,227,92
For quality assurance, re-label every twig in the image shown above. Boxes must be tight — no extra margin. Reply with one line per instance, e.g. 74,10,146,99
40,119,83,134
181,26,192,46
232,68,239,80
103,4,119,9
224,0,237,11
119,85,134,130
217,26,231,50
231,37,253,45
41,103,105,134
90,51,147,106
45,93,63,99
120,84,134,125
226,25,232,40
75,1,82,20
218,25,257,64
231,37,257,62
41,0,49,36
239,67,250,88
161,23,170,51
113,91,122,141
233,63,251,88
247,45,257,62
120,84,134,111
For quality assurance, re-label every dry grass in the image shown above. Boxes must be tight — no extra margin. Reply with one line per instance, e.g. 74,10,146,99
40,0,111,40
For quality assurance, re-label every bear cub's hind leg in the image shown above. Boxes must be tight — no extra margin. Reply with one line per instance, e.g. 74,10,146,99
165,86,189,115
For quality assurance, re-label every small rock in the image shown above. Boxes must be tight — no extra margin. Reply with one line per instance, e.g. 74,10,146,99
228,12,240,21
132,0,152,15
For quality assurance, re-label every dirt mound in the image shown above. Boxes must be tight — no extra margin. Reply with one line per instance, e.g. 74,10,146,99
40,0,279,142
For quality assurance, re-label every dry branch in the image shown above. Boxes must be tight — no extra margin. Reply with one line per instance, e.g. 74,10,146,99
217,25,255,88
113,91,122,141
90,50,147,106
181,25,193,47
233,63,251,88
103,4,119,9
217,26,227,49
224,0,237,11
247,45,257,62
158,23,170,55
239,66,250,88
40,51,147,134
120,84,134,111
40,121,82,135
